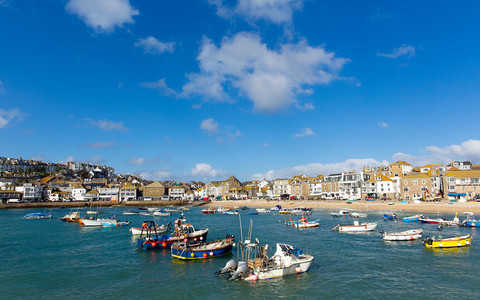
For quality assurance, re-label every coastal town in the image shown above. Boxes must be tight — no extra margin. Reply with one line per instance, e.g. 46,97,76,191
1,156,479,205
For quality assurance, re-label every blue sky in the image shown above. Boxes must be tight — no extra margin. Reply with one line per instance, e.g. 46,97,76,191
1,0,480,181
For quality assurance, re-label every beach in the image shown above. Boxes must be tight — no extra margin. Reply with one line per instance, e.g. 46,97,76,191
207,199,480,214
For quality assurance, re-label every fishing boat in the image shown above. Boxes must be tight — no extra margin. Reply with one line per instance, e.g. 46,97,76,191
350,212,367,218
79,217,129,227
332,221,377,232
171,235,235,260
439,214,460,227
86,210,97,215
223,210,239,215
295,220,319,229
24,212,52,220
270,205,281,211
279,208,292,215
384,213,397,220
240,206,249,210
256,208,269,214
164,207,180,212
424,234,472,248
419,217,444,224
60,211,81,222
123,211,140,215
202,208,216,214
383,229,423,241
137,220,209,249
402,214,424,223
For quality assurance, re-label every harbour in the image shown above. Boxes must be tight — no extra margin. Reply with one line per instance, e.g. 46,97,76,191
2,206,479,299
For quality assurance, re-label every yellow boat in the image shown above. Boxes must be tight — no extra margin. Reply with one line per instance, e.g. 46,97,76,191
424,234,472,249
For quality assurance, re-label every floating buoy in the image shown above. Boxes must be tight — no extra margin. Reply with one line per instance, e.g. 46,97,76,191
191,253,195,257
203,253,208,258
200,236,203,240
162,242,167,247
209,252,214,256
151,242,157,247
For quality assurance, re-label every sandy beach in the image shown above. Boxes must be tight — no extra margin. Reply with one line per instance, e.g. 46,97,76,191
207,200,480,214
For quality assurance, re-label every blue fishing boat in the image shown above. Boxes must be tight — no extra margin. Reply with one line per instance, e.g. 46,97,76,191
24,212,52,219
171,235,235,260
248,211,258,215
384,213,397,220
240,206,249,210
402,214,423,223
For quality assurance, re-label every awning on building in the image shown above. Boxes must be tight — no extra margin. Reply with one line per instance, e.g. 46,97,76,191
448,193,467,196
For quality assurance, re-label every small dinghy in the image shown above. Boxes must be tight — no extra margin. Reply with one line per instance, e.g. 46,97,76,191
153,211,170,216
419,217,444,224
24,212,52,220
384,213,397,220
462,213,480,227
171,235,235,260
123,211,140,215
350,212,367,218
332,221,377,232
256,208,269,214
61,211,81,222
424,234,471,248
270,205,281,211
202,208,216,214
223,210,239,215
383,229,423,241
402,214,424,223
295,221,319,229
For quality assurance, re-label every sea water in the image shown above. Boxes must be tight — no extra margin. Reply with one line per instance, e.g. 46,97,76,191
0,207,478,299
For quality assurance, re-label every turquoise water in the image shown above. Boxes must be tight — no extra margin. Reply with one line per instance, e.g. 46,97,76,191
0,207,478,299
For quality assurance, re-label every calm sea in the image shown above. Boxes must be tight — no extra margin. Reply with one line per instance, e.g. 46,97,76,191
0,207,478,299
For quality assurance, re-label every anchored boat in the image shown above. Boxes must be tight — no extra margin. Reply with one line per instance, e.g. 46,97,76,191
383,229,423,241
402,214,424,223
332,221,377,232
171,235,235,260
202,208,216,214
61,211,81,222
424,234,472,248
24,212,52,220
350,212,367,218
384,213,397,220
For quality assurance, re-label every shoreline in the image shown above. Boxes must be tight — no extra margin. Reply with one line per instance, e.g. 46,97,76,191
206,200,480,214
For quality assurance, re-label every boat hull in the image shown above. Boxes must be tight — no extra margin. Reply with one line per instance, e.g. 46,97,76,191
463,220,480,227
383,229,423,241
334,223,377,232
424,235,471,248
248,256,314,280
137,229,209,249
171,240,234,260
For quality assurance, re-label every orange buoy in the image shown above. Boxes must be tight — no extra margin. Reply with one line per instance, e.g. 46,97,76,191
162,242,167,247
151,242,157,247
203,253,207,258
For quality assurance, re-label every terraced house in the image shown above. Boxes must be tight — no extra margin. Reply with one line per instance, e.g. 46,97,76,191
444,168,480,201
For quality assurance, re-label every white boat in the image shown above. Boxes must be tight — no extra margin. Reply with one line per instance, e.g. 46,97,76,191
153,211,170,216
332,221,377,232
383,229,423,241
350,212,367,218
295,221,319,229
439,214,460,227
122,211,139,215
164,208,180,212
130,224,168,235
270,206,281,211
223,210,239,215
61,211,81,222
245,243,314,281
86,210,97,215
256,208,269,214
79,218,125,227
79,218,102,226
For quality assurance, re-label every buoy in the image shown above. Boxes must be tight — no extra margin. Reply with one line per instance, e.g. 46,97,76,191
162,242,167,247
203,253,208,257
151,242,157,247
184,238,188,242
191,253,195,257
200,236,203,240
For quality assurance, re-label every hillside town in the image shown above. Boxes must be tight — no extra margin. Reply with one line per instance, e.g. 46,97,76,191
1,157,479,204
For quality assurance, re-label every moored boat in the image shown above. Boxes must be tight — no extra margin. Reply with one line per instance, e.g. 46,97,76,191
424,234,472,248
171,235,235,260
350,212,367,218
384,213,397,220
202,208,216,214
256,208,269,214
383,229,423,241
295,221,319,229
332,221,377,232
137,220,209,249
223,210,239,215
279,208,292,215
61,211,81,222
402,214,424,223
24,212,52,220
153,211,170,216
419,217,444,224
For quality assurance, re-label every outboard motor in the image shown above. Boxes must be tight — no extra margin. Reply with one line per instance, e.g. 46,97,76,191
217,259,237,275
229,261,248,280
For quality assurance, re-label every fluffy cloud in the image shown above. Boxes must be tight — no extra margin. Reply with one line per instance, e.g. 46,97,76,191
295,127,315,138
135,37,175,54
141,79,177,96
200,118,219,134
65,0,139,32
181,32,349,113
209,0,303,24
129,157,145,165
88,119,127,131
0,108,22,128
377,121,389,128
191,163,219,177
252,158,385,180
425,139,480,162
377,45,415,59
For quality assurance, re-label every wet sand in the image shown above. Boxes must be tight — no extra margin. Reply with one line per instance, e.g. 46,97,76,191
206,200,480,214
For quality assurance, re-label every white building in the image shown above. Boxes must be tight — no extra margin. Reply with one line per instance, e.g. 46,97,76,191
72,187,86,201
16,183,42,201
169,186,185,200
273,179,290,197
97,187,119,201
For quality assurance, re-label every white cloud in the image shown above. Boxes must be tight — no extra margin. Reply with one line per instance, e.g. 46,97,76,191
252,158,384,180
377,45,415,59
135,37,175,54
181,33,349,113
87,141,114,149
296,102,315,111
209,0,303,24
191,163,219,177
295,127,315,138
200,118,219,134
65,0,139,32
0,108,22,128
377,121,389,128
129,157,145,165
141,79,177,96
88,119,127,131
